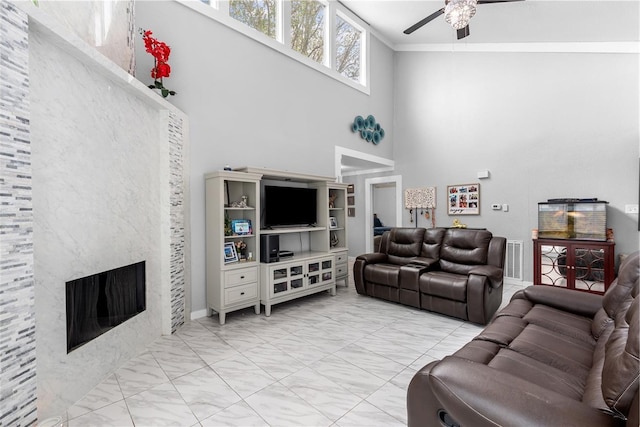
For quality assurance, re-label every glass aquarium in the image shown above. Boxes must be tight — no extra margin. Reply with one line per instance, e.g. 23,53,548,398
538,200,608,241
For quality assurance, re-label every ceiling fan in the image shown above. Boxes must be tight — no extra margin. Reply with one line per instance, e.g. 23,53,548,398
404,0,524,40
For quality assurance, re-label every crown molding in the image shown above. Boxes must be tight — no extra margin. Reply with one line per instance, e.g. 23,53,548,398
393,41,640,54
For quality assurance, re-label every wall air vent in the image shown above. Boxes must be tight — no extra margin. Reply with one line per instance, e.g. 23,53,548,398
505,240,523,281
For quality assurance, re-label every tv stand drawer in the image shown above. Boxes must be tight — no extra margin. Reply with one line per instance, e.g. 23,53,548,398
225,267,258,288
225,283,258,305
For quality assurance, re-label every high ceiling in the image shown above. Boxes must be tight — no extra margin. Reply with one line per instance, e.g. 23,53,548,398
340,1,640,48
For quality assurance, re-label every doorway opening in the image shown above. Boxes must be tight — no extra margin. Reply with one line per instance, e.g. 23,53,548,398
365,176,403,252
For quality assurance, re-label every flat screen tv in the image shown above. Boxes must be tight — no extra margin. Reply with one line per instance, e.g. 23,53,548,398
264,185,317,227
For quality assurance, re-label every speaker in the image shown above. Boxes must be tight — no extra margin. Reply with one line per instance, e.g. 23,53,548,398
260,234,280,263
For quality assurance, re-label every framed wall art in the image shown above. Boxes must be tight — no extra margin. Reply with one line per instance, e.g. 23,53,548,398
447,183,480,215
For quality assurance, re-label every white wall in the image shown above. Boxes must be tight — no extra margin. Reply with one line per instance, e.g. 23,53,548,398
135,1,396,314
394,51,639,281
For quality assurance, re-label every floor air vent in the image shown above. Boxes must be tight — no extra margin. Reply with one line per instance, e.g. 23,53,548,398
505,240,523,281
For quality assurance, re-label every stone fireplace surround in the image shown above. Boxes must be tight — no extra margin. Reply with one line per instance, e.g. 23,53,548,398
0,1,189,424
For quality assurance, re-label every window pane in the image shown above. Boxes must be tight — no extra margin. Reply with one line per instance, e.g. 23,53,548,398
335,15,361,81
290,0,325,64
229,0,277,39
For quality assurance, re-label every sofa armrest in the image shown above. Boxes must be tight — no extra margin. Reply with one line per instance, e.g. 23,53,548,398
515,285,603,318
355,252,388,264
353,252,389,295
426,357,617,427
469,265,503,288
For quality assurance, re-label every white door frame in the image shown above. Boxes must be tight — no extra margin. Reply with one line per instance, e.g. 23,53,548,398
334,146,395,182
365,175,403,253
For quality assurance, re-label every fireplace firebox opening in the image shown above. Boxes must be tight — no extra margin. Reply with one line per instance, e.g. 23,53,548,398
66,261,146,353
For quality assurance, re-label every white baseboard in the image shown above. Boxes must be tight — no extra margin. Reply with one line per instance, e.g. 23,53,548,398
504,278,533,287
190,309,208,320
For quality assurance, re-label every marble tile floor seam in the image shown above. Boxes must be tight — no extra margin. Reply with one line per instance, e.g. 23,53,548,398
63,275,525,427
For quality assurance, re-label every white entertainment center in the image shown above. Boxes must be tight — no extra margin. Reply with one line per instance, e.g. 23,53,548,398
205,167,349,324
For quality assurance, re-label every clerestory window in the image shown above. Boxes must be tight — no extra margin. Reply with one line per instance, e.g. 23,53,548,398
197,0,368,90
229,0,278,39
290,0,326,65
335,12,361,82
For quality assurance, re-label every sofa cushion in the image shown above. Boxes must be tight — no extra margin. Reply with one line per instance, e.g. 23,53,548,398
509,324,594,378
386,228,425,265
474,316,528,347
419,271,467,302
420,228,445,259
364,263,400,288
452,340,501,364
488,348,586,400
523,305,596,345
439,229,492,275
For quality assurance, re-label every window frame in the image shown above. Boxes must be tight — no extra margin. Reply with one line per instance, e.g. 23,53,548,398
289,0,328,66
181,0,369,94
334,8,367,86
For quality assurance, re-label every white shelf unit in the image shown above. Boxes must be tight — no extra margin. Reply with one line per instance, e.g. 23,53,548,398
205,170,262,325
324,183,349,285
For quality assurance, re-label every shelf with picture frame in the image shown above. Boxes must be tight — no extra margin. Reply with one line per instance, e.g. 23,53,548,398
205,170,262,325
323,182,349,286
323,184,349,253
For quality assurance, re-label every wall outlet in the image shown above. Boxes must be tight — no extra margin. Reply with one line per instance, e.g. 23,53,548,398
625,204,639,214
491,204,502,210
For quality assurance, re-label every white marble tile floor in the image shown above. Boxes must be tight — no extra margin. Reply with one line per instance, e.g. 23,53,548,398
63,269,524,426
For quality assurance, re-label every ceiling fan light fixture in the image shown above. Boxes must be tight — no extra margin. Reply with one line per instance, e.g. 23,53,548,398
444,0,478,30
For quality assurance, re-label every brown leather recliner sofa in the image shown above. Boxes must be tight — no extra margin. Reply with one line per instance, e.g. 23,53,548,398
353,227,506,325
407,251,640,427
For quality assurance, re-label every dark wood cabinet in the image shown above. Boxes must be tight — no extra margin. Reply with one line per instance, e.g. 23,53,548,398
533,238,615,294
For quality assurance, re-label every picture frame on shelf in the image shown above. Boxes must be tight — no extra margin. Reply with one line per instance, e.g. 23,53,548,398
347,184,355,194
347,196,355,206
231,219,252,235
329,217,338,229
447,183,480,215
223,242,238,263
348,207,355,217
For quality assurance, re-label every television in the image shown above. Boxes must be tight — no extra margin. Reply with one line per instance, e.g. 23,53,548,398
264,185,317,227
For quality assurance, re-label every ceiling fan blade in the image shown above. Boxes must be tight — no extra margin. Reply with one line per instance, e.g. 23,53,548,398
403,8,445,34
457,25,470,40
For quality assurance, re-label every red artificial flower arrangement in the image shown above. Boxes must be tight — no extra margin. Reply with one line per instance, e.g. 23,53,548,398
141,29,176,98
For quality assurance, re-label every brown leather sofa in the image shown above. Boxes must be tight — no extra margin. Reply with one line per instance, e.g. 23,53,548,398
353,227,506,324
407,251,640,427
